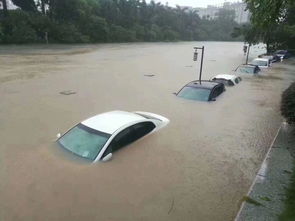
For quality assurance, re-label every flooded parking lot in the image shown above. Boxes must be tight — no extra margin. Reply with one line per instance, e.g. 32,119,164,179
1,42,294,221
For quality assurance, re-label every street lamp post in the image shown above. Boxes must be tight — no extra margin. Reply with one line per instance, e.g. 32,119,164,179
245,44,250,64
193,46,205,84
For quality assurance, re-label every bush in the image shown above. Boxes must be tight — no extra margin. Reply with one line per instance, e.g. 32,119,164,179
279,164,295,220
78,16,109,42
281,82,295,124
49,23,90,43
2,10,39,43
109,25,136,42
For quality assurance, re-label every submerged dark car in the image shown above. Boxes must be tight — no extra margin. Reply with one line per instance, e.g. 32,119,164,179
258,54,281,63
235,64,261,74
274,50,292,59
175,80,225,102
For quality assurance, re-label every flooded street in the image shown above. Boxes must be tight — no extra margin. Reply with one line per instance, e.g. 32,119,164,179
1,42,294,221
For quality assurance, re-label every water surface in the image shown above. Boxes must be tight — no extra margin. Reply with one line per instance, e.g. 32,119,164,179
1,42,294,221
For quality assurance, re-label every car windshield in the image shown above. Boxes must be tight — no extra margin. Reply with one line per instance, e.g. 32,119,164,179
177,86,211,101
237,66,255,74
276,50,285,54
58,124,111,161
251,60,268,66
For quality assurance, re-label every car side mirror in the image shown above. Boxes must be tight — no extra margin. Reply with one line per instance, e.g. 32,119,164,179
210,98,216,102
102,153,113,162
56,133,61,138
173,92,177,95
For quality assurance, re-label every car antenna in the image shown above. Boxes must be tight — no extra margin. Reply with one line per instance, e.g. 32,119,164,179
193,46,205,84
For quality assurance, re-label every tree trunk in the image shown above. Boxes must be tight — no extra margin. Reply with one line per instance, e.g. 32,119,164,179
48,0,54,18
1,0,8,17
266,42,270,53
41,0,45,15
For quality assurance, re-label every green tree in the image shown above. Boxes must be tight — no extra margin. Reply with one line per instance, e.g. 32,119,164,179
0,0,243,44
243,0,295,51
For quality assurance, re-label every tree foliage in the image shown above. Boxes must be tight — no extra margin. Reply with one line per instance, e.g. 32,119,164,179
244,0,294,28
0,0,241,44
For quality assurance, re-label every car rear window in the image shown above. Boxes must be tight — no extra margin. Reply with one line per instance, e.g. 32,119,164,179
177,86,211,101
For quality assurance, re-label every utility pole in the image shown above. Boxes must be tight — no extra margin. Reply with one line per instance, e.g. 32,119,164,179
193,46,205,84
41,0,46,15
1,0,8,17
245,44,250,64
45,32,48,44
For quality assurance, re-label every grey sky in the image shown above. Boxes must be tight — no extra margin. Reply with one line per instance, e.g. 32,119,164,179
148,0,238,8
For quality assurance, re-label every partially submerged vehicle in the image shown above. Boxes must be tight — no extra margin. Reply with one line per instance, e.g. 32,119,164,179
211,74,242,86
235,64,261,74
274,50,292,59
258,54,280,63
250,58,271,68
56,111,169,162
175,80,225,102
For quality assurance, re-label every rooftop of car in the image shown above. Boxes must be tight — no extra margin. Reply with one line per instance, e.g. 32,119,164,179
81,111,146,134
213,74,237,81
275,50,287,53
238,64,257,68
253,58,269,61
185,80,221,90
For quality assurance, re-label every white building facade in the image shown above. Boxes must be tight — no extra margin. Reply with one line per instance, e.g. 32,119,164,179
0,0,17,10
196,2,250,24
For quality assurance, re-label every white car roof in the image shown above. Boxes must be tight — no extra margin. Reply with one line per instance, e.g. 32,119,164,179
213,74,237,81
253,58,269,62
81,111,146,134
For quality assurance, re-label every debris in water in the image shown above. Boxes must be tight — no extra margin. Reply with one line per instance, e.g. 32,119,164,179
144,74,155,77
242,196,263,206
259,196,271,201
168,198,175,214
60,90,77,95
283,170,292,174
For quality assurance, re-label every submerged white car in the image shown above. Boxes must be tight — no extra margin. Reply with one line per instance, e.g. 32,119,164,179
211,74,242,86
250,58,271,68
57,111,169,162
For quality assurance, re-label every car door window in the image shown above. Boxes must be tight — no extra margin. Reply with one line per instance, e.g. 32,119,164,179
211,86,223,98
102,127,137,157
102,123,156,159
132,122,156,140
114,127,138,151
211,88,218,98
228,80,234,86
254,67,259,73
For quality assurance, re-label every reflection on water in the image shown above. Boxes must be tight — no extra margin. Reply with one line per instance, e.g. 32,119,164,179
0,42,294,221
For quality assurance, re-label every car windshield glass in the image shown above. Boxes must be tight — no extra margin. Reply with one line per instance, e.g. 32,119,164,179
58,124,110,161
237,66,254,74
251,60,267,66
177,86,211,101
276,50,285,54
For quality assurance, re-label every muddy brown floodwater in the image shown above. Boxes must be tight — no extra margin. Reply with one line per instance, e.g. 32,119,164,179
1,42,295,221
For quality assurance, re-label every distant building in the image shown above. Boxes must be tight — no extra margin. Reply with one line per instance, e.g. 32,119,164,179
196,2,250,24
0,0,17,10
195,5,219,20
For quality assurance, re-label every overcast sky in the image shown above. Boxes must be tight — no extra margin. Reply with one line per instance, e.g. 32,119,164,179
147,0,238,8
